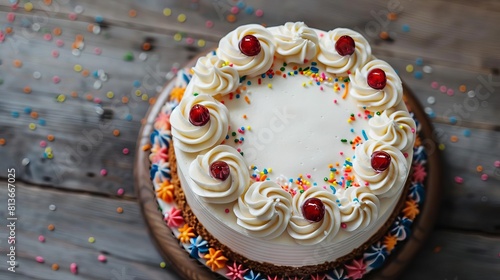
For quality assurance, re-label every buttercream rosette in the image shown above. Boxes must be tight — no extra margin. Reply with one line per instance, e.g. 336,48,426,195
233,181,292,239
189,145,250,204
192,54,240,97
170,93,229,153
368,108,416,151
338,187,380,232
349,59,403,112
270,22,319,64
317,28,372,75
217,24,275,77
353,140,408,198
287,187,341,245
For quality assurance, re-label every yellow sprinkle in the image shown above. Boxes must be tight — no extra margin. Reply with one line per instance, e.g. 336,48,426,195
163,8,171,16
106,91,114,98
197,39,206,47
88,237,95,243
406,64,414,73
268,168,272,173
438,143,445,150
177,13,186,23
24,2,34,11
302,82,306,87
347,119,352,123
174,33,182,41
141,94,149,101
308,81,313,85
160,262,167,268
45,147,52,153
135,90,142,96
46,153,53,159
29,123,36,130
399,125,403,129
56,94,66,102
246,126,251,131
73,64,82,72
267,83,272,89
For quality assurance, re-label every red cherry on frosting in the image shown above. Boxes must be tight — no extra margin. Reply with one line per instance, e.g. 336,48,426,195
189,104,210,126
210,161,230,181
335,35,356,56
302,198,325,223
367,68,387,90
239,35,261,56
371,151,392,172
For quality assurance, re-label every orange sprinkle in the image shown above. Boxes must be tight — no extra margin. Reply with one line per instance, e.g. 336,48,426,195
226,14,236,23
142,42,152,51
71,42,79,49
47,134,55,141
387,12,398,21
476,165,483,172
241,86,247,91
30,112,39,119
276,70,282,76
342,82,349,99
85,94,93,101
459,85,467,92
48,224,55,231
71,91,78,98
113,129,120,137
75,34,84,42
23,86,32,93
51,263,59,271
450,135,458,143
52,27,62,36
244,95,251,104
128,9,137,18
43,0,52,5
87,24,95,32
13,59,23,68
379,31,389,40
142,144,152,151
149,97,157,105
122,96,129,104
293,66,298,70
0,138,6,145
116,207,123,214
5,27,13,34
81,69,90,77
243,114,247,119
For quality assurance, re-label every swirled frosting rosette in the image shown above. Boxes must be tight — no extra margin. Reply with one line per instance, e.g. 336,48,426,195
317,28,371,75
217,24,275,77
192,54,240,97
349,59,403,112
270,22,319,64
233,181,292,239
368,108,416,151
188,145,250,204
353,140,408,198
170,94,229,153
287,187,341,245
338,187,380,232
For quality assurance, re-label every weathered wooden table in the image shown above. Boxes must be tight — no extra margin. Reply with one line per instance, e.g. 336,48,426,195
0,0,498,279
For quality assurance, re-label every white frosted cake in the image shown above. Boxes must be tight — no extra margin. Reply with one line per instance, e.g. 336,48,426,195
149,22,418,278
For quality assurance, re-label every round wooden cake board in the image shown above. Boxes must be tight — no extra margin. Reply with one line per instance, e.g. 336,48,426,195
135,75,442,280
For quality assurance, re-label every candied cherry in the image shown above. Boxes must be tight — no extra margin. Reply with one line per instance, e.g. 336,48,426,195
367,68,387,90
239,35,261,56
335,35,356,56
210,161,230,181
302,197,325,222
371,150,391,172
189,104,210,126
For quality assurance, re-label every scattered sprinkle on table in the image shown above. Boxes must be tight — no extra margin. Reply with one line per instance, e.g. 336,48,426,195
70,263,78,275
116,207,123,214
48,224,55,231
98,254,107,263
49,204,56,211
52,263,59,271
36,256,45,263
160,262,167,268
481,174,488,181
38,235,45,242
88,237,95,243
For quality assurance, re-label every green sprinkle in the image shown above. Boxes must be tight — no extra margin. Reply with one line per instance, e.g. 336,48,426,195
123,51,134,61
376,111,381,115
324,177,328,181
344,78,350,82
341,139,347,143
193,92,199,96
280,67,285,71
232,132,236,136
283,62,287,67
234,139,239,143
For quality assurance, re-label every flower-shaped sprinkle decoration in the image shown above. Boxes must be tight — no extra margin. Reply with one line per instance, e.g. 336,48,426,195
226,262,248,280
402,199,420,220
203,248,228,271
155,180,174,203
383,234,398,253
188,236,209,258
170,93,229,153
363,241,388,270
345,258,367,280
164,207,183,227
326,267,349,280
243,269,263,280
178,224,195,243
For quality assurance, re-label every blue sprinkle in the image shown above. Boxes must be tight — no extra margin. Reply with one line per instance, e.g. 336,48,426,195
263,169,268,174
11,111,19,118
24,107,32,114
261,73,266,78
330,186,336,194
95,16,104,23
415,57,424,66
92,71,99,78
449,116,457,124
237,1,246,9
289,178,293,182
247,81,251,85
310,66,319,73
463,129,471,137
294,70,298,75
414,71,423,79
38,119,46,126
335,78,338,82
330,168,336,172
345,161,353,166
429,112,436,118
252,174,257,178
337,204,342,207
362,129,368,141
402,24,410,32
367,115,373,119
225,135,229,139
244,6,254,14
268,74,273,79
125,114,133,121
341,84,345,88
133,80,141,88
240,137,244,141
311,62,317,66
350,128,355,133
236,94,240,99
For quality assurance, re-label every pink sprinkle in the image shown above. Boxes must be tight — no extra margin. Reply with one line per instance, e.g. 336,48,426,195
186,37,194,45
205,20,213,28
230,6,239,14
38,235,46,242
341,223,347,229
365,182,369,186
255,9,264,17
411,128,416,133
447,88,454,96
100,169,107,176
494,160,500,168
51,50,59,58
94,47,102,55
36,256,45,263
70,263,78,274
403,152,408,158
93,97,102,104
334,99,338,104
439,85,447,93
97,254,107,263
68,13,77,21
454,176,463,184
7,13,15,23
122,148,129,155
431,81,439,89
52,76,61,84
225,208,229,213
116,188,124,196
320,86,323,91
481,174,488,181
306,174,311,178
56,39,64,47
43,34,52,41
40,141,47,148
340,152,343,155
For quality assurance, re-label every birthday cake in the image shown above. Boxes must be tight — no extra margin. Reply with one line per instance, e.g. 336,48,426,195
148,22,427,279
